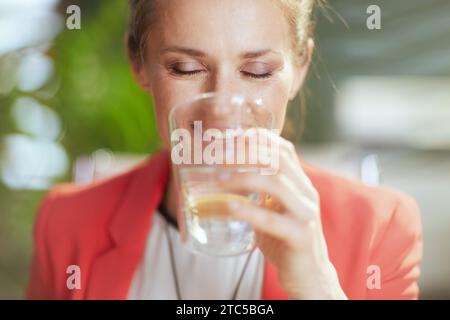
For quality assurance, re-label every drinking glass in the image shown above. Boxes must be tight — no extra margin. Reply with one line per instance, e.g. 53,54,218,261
168,92,275,256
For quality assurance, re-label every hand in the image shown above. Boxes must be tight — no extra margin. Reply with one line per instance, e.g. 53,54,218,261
221,129,347,300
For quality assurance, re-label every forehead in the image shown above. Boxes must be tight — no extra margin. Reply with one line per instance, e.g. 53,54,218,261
151,0,291,55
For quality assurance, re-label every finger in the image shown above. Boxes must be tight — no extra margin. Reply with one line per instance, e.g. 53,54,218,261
219,171,317,222
245,129,318,200
247,143,309,191
227,199,304,246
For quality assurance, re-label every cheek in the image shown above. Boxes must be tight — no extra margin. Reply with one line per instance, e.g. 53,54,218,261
253,78,291,131
150,72,204,147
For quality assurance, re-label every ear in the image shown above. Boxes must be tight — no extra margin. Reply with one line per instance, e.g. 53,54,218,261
124,33,153,93
289,38,314,101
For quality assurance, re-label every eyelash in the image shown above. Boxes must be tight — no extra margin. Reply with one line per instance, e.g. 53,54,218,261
241,71,273,79
169,67,273,79
169,67,202,76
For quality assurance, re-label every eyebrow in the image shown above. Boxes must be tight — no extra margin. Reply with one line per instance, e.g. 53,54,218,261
161,46,206,57
161,46,281,59
240,49,281,59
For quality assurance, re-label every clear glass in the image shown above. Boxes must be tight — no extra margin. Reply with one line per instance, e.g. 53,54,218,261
168,92,275,256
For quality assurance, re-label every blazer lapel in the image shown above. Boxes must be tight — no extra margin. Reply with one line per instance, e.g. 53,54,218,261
85,149,170,299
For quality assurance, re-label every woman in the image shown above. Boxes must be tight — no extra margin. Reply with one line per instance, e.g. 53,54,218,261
26,0,422,300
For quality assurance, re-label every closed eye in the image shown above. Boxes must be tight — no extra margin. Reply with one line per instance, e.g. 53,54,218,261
169,67,205,76
170,68,272,79
168,63,273,79
241,71,273,79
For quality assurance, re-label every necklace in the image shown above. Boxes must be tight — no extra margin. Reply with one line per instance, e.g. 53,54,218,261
163,218,254,300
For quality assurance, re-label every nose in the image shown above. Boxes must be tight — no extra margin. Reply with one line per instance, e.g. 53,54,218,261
204,93,235,123
204,68,241,97
202,69,243,119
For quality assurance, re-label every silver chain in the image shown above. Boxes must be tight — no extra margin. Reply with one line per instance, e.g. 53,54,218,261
163,220,254,300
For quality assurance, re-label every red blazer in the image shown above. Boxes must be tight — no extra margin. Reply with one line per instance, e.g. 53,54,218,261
26,149,422,299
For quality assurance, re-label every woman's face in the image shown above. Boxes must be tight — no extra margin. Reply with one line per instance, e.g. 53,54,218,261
130,0,313,147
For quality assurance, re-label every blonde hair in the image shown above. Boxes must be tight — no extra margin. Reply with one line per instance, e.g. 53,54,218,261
127,0,320,66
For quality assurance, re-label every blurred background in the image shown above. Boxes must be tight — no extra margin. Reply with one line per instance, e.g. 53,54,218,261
0,0,449,299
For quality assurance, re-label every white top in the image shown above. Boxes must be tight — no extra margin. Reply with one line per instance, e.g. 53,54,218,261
127,210,265,300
